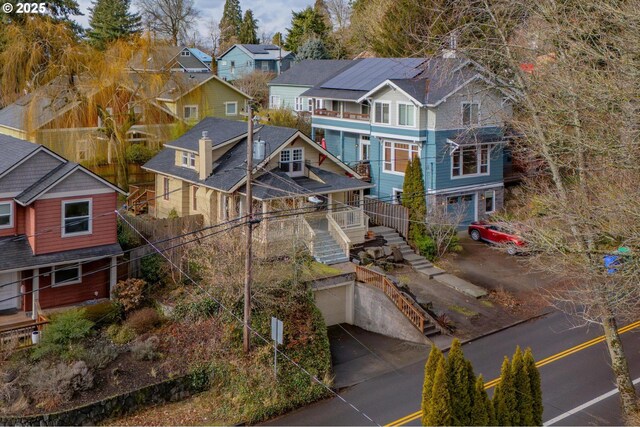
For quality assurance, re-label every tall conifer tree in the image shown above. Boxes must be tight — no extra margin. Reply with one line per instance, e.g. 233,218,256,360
239,10,259,44
446,339,473,425
219,0,242,50
422,345,444,425
493,356,518,426
88,0,141,50
524,348,543,426
512,346,534,426
471,374,493,426
426,357,452,426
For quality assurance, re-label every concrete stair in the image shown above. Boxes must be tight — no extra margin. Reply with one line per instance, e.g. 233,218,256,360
370,226,445,279
313,231,349,265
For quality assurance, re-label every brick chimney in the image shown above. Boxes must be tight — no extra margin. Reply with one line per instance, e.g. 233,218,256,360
198,131,212,180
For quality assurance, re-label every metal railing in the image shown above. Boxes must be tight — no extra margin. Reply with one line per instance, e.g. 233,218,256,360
355,265,444,335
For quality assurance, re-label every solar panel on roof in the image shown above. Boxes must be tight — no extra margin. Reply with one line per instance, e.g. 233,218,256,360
320,58,426,91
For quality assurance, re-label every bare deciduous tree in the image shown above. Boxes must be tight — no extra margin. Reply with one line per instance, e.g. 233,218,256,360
136,0,200,46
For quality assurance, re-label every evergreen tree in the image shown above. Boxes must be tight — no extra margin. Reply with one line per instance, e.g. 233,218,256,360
402,155,426,242
426,357,451,426
422,345,444,425
512,346,534,426
524,348,543,426
471,375,493,426
493,356,518,426
87,0,141,50
239,10,259,44
313,0,332,29
219,0,242,50
446,339,473,425
272,32,284,47
285,7,330,53
295,38,330,61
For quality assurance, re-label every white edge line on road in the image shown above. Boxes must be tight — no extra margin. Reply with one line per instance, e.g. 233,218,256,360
543,377,640,426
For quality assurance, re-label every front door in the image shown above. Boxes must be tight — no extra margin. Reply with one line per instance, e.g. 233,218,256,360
0,272,19,311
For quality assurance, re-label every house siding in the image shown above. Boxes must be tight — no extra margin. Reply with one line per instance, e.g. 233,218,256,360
175,80,247,121
47,169,113,194
32,192,118,255
268,85,311,111
155,174,191,218
217,47,253,81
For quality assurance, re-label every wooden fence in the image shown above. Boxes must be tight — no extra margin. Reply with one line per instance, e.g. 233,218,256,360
355,265,444,335
362,197,410,238
86,163,155,187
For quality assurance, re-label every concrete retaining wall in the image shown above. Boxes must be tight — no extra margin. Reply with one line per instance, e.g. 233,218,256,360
353,282,430,345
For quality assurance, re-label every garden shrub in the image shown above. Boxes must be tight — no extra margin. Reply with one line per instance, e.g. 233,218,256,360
172,298,218,322
117,219,141,250
125,307,162,334
112,278,147,312
140,254,165,285
125,144,155,165
27,361,94,408
130,336,160,361
106,324,136,345
414,234,438,261
85,342,119,369
82,301,122,327
32,309,94,361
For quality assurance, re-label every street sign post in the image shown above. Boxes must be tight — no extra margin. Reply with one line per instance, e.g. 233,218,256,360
271,317,283,377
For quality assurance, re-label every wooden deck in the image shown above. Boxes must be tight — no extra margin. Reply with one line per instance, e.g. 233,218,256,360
0,311,35,332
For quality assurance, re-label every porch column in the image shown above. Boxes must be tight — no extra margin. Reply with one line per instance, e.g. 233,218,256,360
359,189,364,208
31,268,39,320
110,256,118,297
328,193,333,212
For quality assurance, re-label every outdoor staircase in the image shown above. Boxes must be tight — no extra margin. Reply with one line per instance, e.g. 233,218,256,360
369,226,445,278
313,230,350,265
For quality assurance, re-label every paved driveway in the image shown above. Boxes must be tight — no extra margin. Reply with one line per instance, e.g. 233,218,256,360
439,233,558,296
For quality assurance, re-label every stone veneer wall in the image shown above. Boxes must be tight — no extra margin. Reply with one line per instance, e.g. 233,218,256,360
0,374,206,426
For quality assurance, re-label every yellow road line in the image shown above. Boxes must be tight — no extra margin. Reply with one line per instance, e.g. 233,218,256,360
384,320,640,427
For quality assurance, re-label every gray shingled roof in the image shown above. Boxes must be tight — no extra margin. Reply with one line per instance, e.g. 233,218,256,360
269,60,355,87
15,162,77,205
0,134,39,176
163,117,250,152
300,88,367,100
218,44,293,61
0,237,122,271
128,46,209,71
319,58,426,91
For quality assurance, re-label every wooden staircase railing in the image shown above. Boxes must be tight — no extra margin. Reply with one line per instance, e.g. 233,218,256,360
355,265,445,335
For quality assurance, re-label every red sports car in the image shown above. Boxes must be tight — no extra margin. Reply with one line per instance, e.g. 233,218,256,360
468,221,525,255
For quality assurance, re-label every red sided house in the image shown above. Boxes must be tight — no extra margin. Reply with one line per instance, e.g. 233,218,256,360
0,135,125,327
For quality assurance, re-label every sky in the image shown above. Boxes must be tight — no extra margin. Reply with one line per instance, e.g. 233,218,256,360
75,0,312,45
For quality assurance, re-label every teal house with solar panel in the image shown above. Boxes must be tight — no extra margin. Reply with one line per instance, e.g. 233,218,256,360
293,54,514,225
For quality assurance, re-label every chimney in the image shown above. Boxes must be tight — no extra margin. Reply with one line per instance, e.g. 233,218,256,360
198,131,212,180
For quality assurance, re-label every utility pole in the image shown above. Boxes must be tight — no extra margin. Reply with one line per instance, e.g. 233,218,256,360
243,105,254,353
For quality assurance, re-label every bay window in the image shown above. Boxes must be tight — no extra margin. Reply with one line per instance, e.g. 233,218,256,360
383,140,419,174
452,145,490,177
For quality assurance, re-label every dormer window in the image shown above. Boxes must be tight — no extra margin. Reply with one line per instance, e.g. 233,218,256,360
279,148,304,177
181,50,191,56
181,151,196,168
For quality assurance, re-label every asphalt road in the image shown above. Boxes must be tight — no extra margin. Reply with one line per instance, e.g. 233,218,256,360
264,311,640,426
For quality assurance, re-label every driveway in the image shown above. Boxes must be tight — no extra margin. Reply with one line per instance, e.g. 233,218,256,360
439,233,558,296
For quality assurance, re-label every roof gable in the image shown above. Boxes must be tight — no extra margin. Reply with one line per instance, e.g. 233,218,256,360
217,44,292,61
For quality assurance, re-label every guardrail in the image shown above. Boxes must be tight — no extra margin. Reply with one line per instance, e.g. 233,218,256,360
327,207,366,229
355,265,444,335
327,215,351,257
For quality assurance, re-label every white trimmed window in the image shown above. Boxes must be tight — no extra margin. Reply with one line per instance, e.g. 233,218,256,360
62,199,92,236
485,190,495,213
184,105,198,120
181,50,191,56
383,140,419,174
294,97,304,112
374,102,390,124
279,148,304,177
393,189,403,205
0,202,13,229
76,140,89,162
269,95,281,109
181,151,196,168
261,61,269,71
462,102,480,126
225,101,238,116
359,135,370,161
398,103,415,127
452,145,490,177
315,99,325,110
307,98,314,111
53,264,81,286
163,177,170,200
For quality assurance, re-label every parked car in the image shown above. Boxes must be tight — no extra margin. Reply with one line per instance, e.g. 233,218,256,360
468,221,525,255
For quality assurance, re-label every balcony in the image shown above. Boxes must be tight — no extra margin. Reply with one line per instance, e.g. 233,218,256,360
314,109,370,121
